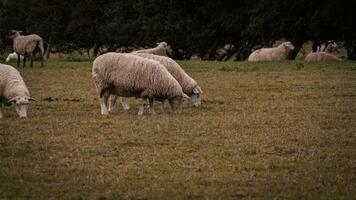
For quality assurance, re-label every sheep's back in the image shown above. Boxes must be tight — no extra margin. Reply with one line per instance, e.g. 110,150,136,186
93,53,182,98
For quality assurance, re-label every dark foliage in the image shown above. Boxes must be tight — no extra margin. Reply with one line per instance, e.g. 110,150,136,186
0,0,355,60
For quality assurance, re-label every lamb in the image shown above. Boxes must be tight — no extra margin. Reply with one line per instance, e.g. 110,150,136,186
248,41,295,61
8,30,44,67
133,42,171,57
92,53,188,115
109,53,203,112
0,63,35,119
6,52,24,62
304,52,341,63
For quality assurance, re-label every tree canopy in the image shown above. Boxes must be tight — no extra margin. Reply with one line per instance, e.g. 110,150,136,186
0,0,355,60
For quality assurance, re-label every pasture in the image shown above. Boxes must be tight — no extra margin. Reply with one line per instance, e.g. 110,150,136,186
1,60,356,199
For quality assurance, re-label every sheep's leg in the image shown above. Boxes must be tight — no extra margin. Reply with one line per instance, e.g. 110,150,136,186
161,100,165,111
100,91,110,115
0,104,3,119
138,98,148,115
148,98,156,115
120,97,130,110
108,95,117,113
30,54,33,67
23,56,27,67
17,54,20,68
40,53,44,67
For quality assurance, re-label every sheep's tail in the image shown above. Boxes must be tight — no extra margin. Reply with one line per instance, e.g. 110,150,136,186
92,70,110,98
37,40,45,56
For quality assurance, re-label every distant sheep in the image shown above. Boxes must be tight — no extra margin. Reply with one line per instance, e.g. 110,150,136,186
0,63,35,119
6,52,24,62
109,53,203,112
92,53,188,115
248,41,295,62
319,42,338,53
304,52,341,63
133,42,172,57
8,30,44,67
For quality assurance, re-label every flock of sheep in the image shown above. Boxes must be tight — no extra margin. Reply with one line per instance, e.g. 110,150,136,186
0,30,343,119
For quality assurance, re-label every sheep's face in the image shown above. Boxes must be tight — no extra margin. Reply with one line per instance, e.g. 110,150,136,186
8,30,22,40
8,96,35,118
169,96,183,114
189,86,203,107
283,42,295,51
168,94,190,114
165,45,173,56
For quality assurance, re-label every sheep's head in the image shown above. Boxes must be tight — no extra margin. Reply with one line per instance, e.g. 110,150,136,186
156,41,172,55
8,30,22,40
7,96,35,118
282,41,295,51
189,85,203,107
168,93,190,114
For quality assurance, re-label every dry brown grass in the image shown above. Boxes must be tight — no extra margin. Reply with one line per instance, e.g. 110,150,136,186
1,60,356,199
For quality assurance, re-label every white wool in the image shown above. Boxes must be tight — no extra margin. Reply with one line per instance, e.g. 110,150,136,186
0,63,33,118
8,30,45,67
248,41,295,62
133,42,171,57
6,52,24,62
304,52,341,63
92,53,185,115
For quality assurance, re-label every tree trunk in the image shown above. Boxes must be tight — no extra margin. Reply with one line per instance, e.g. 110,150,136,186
288,40,304,60
312,41,320,52
346,41,356,60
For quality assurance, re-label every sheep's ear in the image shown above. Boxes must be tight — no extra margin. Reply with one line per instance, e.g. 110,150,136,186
182,93,190,99
193,87,200,94
18,30,23,34
195,85,203,94
7,97,17,104
156,42,161,46
27,97,36,101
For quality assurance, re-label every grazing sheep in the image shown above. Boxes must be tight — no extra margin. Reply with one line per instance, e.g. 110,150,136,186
133,42,171,57
248,41,295,62
304,52,341,63
8,30,44,67
0,63,35,119
92,53,188,115
6,52,24,62
110,53,203,112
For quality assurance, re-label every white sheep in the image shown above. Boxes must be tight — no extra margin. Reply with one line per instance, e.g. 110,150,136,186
0,63,35,119
92,53,188,115
133,42,172,57
248,41,295,61
304,52,341,63
6,52,24,62
8,30,45,67
108,53,203,112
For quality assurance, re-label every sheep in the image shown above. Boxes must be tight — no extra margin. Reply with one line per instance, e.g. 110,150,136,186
92,52,189,115
6,52,24,62
304,52,341,63
108,53,203,113
8,30,44,67
0,63,35,119
318,41,338,53
248,41,295,62
133,42,172,57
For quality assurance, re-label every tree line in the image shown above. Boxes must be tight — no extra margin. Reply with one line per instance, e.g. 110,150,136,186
0,0,355,60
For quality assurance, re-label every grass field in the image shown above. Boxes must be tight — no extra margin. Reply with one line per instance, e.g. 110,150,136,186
1,60,356,199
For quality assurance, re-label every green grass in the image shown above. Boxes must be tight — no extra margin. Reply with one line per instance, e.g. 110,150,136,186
1,60,356,199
